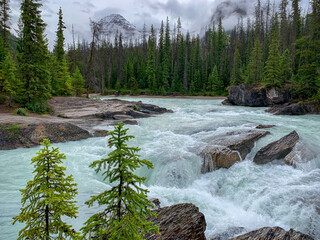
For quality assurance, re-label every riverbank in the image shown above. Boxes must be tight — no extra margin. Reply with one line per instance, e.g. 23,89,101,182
97,94,227,100
0,96,172,150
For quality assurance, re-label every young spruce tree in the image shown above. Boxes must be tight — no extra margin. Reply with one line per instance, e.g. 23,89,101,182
18,0,51,104
13,139,79,240
82,122,159,240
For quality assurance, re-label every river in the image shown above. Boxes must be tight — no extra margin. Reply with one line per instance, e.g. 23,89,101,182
1,97,320,239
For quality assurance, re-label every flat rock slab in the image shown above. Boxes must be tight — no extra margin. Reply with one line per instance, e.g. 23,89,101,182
47,97,171,119
0,122,90,150
145,203,206,240
231,226,314,240
201,130,269,172
254,131,299,164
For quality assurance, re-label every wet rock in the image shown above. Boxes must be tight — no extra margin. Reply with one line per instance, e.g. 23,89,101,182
92,129,109,137
266,102,320,115
145,203,206,240
254,131,299,164
256,124,276,129
0,122,90,150
284,142,318,167
223,84,290,107
112,114,134,120
149,198,161,209
201,130,269,172
208,227,246,240
230,226,314,240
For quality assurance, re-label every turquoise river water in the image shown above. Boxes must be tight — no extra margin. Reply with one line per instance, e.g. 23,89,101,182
0,98,320,239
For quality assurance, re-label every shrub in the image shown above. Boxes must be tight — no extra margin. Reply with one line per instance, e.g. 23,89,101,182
133,104,140,111
14,108,29,117
0,94,7,104
26,101,51,114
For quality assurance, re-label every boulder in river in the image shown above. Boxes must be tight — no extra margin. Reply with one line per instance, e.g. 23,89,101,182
256,124,276,129
253,131,299,164
145,203,206,240
284,142,318,167
201,130,269,172
222,84,290,107
266,102,320,115
230,226,314,240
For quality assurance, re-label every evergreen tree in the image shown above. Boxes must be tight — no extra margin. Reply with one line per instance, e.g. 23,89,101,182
212,65,224,95
52,7,71,96
0,51,21,105
264,17,282,88
13,139,79,240
146,25,156,91
81,123,159,239
230,48,244,85
18,0,51,104
280,49,292,83
0,0,10,47
71,67,85,96
246,39,264,84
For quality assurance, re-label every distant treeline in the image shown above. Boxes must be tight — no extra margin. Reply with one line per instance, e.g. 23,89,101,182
0,0,319,113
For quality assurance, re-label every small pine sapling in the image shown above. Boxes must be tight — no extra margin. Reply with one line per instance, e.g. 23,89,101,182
81,122,159,240
13,139,79,240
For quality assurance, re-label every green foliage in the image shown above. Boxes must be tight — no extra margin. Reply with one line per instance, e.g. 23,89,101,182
212,65,224,95
71,67,85,96
26,100,51,114
14,108,29,117
264,38,282,88
0,51,21,103
81,122,159,240
246,39,264,84
17,0,51,103
5,124,21,137
230,48,244,85
13,139,79,240
133,105,140,111
280,49,292,83
0,93,7,104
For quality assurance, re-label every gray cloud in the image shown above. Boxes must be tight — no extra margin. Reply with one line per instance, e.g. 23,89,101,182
8,0,311,48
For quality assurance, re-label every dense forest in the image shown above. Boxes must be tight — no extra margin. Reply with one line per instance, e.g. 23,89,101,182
0,0,319,113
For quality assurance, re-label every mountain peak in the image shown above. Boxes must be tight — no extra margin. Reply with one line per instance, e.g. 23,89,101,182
99,14,142,42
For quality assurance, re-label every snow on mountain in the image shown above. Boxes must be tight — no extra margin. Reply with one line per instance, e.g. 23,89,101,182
99,14,143,43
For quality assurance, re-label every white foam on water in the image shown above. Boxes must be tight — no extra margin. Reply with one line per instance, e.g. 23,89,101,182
1,97,320,239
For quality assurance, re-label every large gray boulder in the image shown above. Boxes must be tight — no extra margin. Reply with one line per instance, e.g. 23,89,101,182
222,84,290,107
145,203,206,240
201,130,269,172
254,131,299,164
230,226,314,240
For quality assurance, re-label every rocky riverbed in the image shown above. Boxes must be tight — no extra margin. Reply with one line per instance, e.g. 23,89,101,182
0,97,172,150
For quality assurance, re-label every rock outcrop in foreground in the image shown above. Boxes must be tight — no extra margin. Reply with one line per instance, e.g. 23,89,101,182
254,131,299,164
231,226,314,240
0,123,90,150
201,130,269,173
0,97,172,150
222,84,290,107
145,203,206,240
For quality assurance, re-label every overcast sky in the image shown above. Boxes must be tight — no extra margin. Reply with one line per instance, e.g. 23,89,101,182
9,0,310,48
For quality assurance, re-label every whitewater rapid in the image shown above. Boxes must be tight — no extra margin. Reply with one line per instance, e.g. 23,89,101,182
1,98,319,239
